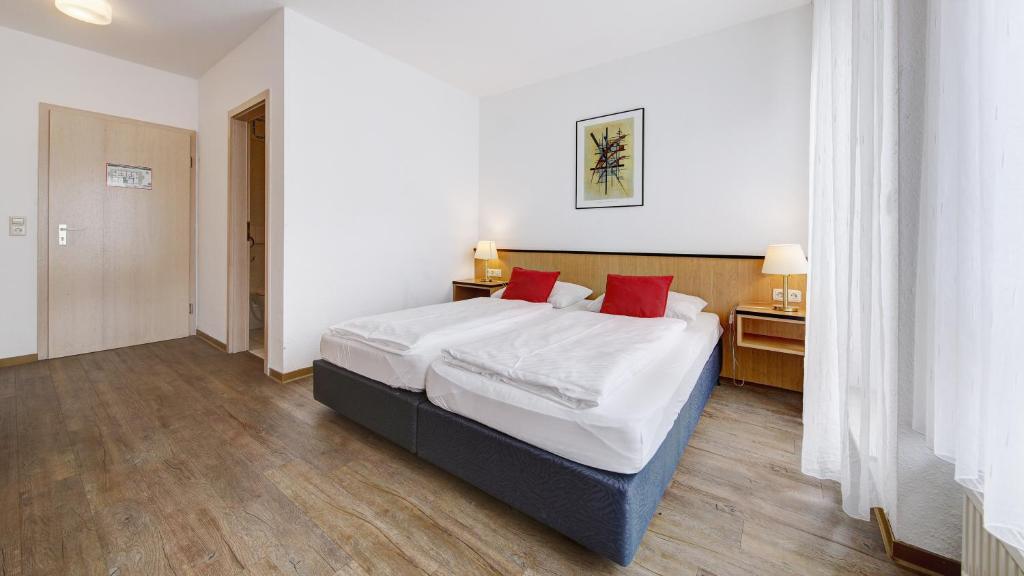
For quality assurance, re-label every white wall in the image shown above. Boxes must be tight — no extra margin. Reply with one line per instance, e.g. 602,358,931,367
280,10,479,372
478,6,811,255
895,0,962,559
0,26,197,360
197,12,284,370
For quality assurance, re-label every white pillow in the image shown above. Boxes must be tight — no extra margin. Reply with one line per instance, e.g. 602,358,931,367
491,281,593,309
586,291,708,321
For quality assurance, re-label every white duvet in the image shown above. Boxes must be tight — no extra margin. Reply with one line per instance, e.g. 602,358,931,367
441,311,689,409
329,297,552,354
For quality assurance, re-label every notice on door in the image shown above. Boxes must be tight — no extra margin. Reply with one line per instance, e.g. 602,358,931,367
106,163,152,189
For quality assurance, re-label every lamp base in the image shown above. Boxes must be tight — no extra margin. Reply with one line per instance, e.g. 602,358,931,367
772,304,800,313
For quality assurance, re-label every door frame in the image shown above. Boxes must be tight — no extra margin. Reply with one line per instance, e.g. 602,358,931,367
36,103,197,360
226,91,270,374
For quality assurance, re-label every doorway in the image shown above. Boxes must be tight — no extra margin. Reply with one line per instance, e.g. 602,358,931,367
37,104,196,359
226,93,269,370
247,113,266,359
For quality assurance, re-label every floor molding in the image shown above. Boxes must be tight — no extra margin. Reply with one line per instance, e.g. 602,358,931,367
270,366,312,383
195,330,227,353
0,353,38,368
873,507,961,576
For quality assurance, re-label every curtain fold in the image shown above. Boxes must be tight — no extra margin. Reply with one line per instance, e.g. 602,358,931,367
802,0,899,522
913,0,1024,551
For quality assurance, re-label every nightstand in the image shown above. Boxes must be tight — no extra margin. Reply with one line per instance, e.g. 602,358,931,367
735,303,806,356
452,279,508,301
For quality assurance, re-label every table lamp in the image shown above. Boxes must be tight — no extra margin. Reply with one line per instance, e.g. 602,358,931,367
474,240,499,283
762,244,807,312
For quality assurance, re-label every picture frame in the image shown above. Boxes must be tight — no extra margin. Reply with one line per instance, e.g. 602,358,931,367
575,107,644,209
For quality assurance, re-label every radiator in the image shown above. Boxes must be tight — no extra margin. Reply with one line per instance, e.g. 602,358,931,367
963,491,1024,576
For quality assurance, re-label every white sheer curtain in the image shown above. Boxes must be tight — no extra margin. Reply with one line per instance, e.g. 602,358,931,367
913,0,1024,551
802,0,899,522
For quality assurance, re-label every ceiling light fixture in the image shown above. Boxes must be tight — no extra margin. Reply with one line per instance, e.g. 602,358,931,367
55,0,113,26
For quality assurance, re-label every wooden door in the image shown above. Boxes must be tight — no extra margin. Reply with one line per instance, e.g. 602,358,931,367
47,108,192,358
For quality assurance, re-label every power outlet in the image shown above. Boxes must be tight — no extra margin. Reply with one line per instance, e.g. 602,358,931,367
772,288,784,302
486,268,503,279
787,289,802,303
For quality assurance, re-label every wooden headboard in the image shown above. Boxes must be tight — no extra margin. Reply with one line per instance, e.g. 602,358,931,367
475,249,805,391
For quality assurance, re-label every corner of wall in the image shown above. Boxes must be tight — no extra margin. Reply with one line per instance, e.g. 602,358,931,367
276,13,479,373
196,7,286,372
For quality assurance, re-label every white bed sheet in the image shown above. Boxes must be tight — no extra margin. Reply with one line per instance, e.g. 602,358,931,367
425,312,723,473
319,298,593,392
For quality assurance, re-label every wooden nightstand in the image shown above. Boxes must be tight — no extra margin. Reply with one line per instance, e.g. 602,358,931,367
452,279,507,301
735,304,806,356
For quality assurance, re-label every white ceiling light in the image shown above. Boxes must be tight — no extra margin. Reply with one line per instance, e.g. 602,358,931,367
55,0,113,26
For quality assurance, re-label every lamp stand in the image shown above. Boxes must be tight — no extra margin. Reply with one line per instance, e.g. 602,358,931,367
476,260,496,283
773,274,799,312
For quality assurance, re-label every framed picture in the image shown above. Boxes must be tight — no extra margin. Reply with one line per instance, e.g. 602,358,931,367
576,107,644,209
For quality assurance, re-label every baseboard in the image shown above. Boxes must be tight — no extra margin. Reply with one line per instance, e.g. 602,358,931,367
873,507,961,576
270,366,312,383
0,353,38,368
194,330,307,383
195,330,227,353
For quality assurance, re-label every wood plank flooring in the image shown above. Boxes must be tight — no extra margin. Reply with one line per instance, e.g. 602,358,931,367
0,337,913,576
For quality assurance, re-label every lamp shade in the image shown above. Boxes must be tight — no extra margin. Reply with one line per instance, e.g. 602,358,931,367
474,240,497,260
762,244,807,275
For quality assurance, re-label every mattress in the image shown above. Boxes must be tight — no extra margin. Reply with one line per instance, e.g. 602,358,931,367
425,311,723,473
320,333,443,392
319,298,593,392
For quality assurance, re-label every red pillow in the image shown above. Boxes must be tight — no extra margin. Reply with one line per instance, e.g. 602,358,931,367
600,274,674,318
501,267,560,303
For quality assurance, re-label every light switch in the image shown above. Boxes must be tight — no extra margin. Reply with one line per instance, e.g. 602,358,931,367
9,216,26,236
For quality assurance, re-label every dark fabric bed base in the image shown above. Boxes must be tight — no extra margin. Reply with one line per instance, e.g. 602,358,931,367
416,341,723,566
312,359,426,453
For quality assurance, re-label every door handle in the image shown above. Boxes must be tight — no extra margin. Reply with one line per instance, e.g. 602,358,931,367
57,224,86,246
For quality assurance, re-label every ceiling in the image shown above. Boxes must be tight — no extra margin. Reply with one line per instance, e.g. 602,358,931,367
286,0,811,95
0,0,282,77
0,0,810,93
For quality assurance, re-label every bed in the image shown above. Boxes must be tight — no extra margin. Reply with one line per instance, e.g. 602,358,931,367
315,297,722,565
314,297,554,451
425,312,722,473
419,312,722,565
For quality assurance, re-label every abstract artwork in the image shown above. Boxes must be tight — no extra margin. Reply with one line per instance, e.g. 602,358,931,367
576,108,644,209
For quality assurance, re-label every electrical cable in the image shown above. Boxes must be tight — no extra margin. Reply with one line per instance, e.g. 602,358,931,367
728,308,746,386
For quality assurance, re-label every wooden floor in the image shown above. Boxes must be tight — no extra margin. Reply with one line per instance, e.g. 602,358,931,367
0,337,914,576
